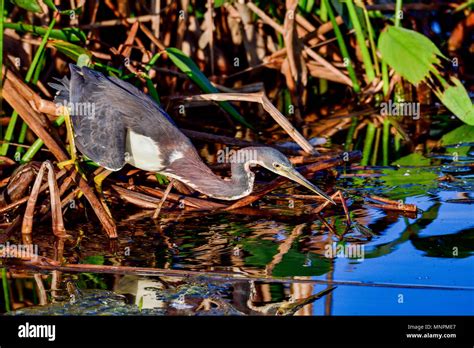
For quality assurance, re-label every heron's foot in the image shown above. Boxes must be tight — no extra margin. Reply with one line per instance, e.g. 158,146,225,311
57,158,76,169
57,157,85,181
94,170,112,194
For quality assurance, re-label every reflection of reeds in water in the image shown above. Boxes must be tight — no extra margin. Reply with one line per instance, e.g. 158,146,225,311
291,282,314,316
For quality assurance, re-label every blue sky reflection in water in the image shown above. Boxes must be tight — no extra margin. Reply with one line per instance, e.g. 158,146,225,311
309,193,474,315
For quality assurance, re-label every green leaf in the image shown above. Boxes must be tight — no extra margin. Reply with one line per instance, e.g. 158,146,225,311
242,239,277,266
380,168,438,199
411,228,474,258
48,39,92,61
434,77,474,125
384,153,436,199
4,22,87,43
42,0,57,11
10,0,42,13
165,47,252,128
155,173,169,185
440,124,474,156
379,26,445,85
391,153,431,166
441,124,474,146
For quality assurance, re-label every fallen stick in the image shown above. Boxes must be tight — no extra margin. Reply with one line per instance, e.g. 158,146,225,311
338,191,353,226
366,195,417,214
112,185,227,210
33,274,48,306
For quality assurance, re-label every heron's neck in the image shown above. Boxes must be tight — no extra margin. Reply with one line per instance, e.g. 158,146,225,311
163,148,257,200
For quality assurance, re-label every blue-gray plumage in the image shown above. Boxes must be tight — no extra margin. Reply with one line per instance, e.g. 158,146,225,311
49,64,334,203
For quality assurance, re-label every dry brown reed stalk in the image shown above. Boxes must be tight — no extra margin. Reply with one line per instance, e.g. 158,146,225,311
181,128,301,155
283,0,307,125
246,1,352,87
367,195,418,214
312,190,340,214
113,184,227,210
119,21,140,59
21,161,68,245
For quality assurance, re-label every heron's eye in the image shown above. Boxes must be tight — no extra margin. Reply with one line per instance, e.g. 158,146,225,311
273,162,282,169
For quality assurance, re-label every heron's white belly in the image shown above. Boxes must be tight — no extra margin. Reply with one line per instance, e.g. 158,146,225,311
125,130,164,171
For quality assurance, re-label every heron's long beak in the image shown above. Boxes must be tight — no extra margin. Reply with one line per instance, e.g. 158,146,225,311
282,168,336,204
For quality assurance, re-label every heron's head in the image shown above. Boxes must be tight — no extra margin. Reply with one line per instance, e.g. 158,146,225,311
248,147,335,204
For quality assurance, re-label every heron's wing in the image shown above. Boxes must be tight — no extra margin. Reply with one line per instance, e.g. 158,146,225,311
49,65,185,171
49,65,127,171
75,65,177,126
72,109,126,171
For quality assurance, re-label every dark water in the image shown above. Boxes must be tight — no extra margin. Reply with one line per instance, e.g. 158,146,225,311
6,165,474,316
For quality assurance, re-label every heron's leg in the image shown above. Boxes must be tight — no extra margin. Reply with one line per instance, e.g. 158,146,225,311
57,110,80,172
65,111,77,161
56,159,75,169
94,169,113,218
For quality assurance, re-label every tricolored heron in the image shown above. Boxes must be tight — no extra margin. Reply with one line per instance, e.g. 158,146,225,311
50,64,334,203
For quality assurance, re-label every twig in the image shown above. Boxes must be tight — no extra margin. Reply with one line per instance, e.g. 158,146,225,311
113,185,227,210
181,128,300,155
207,0,214,75
366,195,417,213
119,21,139,58
152,179,175,219
317,214,337,235
139,21,166,51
